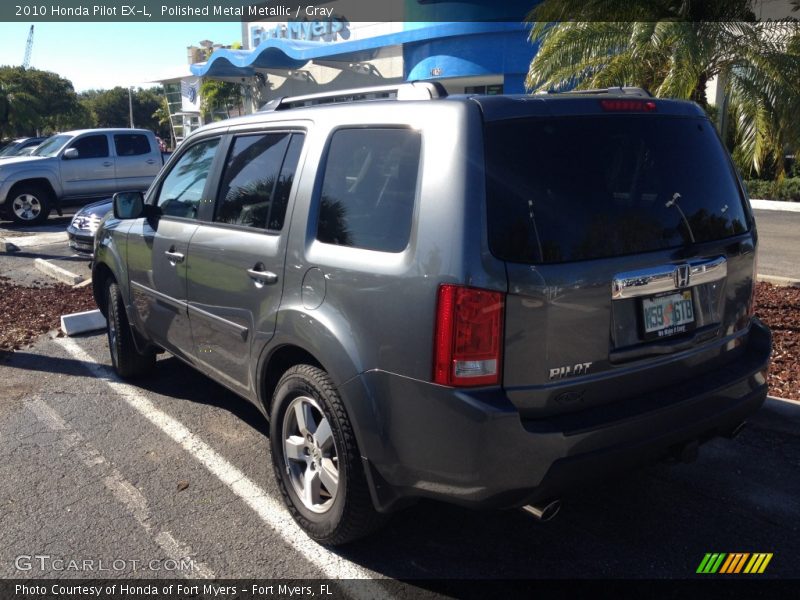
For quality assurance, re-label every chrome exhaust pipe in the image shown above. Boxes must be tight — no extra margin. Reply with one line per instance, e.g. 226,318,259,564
522,499,561,521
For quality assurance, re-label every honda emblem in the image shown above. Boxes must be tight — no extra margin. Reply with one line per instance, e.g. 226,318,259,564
675,264,691,288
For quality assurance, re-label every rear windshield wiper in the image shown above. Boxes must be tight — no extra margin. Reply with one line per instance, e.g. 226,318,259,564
665,192,696,244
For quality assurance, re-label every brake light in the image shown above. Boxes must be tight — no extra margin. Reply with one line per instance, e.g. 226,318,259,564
600,99,657,112
433,285,504,387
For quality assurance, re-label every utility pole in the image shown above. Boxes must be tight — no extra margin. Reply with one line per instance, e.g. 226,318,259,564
128,86,135,128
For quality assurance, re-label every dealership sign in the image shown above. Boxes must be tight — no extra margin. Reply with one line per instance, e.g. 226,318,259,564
250,19,350,46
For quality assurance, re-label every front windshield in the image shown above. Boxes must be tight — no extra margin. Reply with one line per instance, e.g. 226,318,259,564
32,134,72,157
0,142,22,157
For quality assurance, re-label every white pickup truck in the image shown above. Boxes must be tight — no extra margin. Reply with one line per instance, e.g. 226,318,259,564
0,128,164,224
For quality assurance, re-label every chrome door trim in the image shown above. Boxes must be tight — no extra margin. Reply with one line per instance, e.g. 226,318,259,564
611,256,727,300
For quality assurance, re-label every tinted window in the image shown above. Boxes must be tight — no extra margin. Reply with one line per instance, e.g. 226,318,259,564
156,138,220,219
215,132,302,231
485,116,748,264
114,134,151,156
70,134,109,159
316,128,420,252
271,134,304,231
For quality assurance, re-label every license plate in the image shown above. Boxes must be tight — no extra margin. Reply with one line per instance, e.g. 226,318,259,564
641,290,695,340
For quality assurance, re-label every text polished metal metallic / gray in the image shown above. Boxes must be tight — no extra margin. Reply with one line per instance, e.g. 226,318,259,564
611,256,728,300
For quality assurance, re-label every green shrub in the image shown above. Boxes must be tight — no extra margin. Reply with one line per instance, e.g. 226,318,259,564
743,178,800,202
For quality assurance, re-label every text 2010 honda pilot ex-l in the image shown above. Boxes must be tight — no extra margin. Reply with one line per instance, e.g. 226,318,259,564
91,83,771,545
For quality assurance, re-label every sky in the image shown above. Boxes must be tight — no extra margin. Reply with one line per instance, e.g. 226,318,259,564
0,22,242,91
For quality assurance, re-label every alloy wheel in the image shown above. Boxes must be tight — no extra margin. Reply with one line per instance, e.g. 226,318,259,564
12,194,41,221
282,395,340,513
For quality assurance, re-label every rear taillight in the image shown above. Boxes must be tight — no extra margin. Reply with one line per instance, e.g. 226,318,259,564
600,99,657,112
433,285,504,387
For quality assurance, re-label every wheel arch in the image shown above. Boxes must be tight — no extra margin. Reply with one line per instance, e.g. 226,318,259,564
257,343,324,418
92,261,115,316
7,177,58,202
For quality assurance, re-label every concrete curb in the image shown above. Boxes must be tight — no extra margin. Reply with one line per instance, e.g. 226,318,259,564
3,231,69,248
34,258,85,286
60,309,106,336
765,397,800,421
750,199,800,213
757,274,800,287
72,278,93,290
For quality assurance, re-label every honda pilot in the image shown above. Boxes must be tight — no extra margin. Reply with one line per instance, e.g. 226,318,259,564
91,83,771,545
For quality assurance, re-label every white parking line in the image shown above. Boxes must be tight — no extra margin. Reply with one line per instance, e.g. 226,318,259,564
53,336,387,588
26,396,216,579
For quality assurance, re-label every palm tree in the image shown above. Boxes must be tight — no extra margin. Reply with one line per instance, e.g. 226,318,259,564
199,79,243,122
525,0,800,177
0,80,41,137
152,97,175,148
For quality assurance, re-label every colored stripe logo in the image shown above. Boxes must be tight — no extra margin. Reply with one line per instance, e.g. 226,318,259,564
696,553,773,574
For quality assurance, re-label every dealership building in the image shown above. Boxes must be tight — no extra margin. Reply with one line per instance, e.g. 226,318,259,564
159,1,536,142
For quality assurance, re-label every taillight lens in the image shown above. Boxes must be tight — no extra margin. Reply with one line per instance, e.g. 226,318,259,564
599,99,657,112
433,285,504,387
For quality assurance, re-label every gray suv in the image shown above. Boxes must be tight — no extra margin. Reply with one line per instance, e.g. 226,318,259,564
91,83,771,545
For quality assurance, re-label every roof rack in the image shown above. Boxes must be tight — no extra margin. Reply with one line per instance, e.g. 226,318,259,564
551,86,653,98
258,81,448,112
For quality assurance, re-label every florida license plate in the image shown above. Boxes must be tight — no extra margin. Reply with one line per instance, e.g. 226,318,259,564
642,290,695,340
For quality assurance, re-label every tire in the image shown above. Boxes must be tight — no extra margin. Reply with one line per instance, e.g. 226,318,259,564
270,365,385,545
106,281,156,378
8,184,52,225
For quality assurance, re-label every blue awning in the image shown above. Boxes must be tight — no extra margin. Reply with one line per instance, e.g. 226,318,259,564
191,22,528,78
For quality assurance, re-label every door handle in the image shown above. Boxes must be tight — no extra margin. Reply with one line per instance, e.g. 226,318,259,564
103,161,113,167
164,250,185,264
146,159,156,164
246,268,278,285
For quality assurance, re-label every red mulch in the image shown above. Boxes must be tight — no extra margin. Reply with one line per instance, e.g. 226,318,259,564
0,276,96,353
0,277,797,399
755,282,800,401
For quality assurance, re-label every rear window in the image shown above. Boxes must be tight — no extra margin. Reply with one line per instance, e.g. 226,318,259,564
485,116,748,264
114,134,151,156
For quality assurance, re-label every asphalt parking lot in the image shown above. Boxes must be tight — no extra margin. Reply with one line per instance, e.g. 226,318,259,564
0,207,798,589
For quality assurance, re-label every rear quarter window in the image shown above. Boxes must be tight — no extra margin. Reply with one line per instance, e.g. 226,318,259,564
485,116,749,264
315,128,421,253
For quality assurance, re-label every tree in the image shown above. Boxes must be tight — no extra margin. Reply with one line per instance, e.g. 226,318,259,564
199,79,243,122
0,80,40,137
152,97,174,148
79,86,171,139
0,66,81,136
525,0,800,177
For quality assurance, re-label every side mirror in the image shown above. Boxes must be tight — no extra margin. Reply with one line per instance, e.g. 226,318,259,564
113,191,145,219
62,148,79,160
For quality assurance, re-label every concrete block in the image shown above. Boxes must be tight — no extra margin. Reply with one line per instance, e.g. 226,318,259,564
72,278,93,289
34,258,84,285
60,309,106,336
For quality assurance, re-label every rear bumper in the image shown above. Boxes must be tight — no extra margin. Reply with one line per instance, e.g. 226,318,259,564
341,319,771,512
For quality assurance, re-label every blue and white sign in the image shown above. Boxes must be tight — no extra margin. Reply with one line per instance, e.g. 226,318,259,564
181,77,201,112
